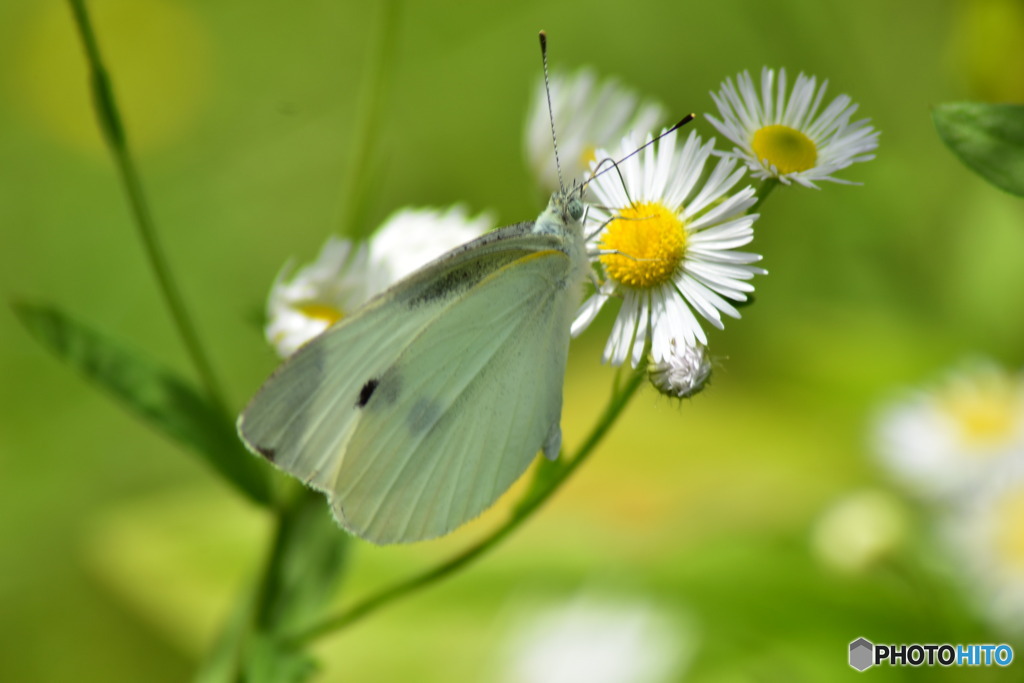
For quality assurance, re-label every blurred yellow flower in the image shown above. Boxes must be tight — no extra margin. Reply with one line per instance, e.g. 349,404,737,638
950,0,1024,101
7,0,211,154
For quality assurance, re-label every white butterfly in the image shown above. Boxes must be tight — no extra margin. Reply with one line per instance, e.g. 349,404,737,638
237,184,589,544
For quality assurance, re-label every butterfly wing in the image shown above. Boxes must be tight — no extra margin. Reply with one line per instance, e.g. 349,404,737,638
332,248,576,543
238,224,577,544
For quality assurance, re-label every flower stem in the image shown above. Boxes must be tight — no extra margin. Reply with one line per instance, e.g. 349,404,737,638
749,177,779,213
287,366,648,646
239,0,402,658
336,0,399,239
67,0,229,415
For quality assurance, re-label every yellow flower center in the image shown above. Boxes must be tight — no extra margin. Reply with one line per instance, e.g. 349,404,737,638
295,302,344,326
994,486,1024,571
751,124,818,174
599,202,685,288
939,375,1019,449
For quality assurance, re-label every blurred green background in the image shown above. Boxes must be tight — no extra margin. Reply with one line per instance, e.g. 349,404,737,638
3,0,1024,680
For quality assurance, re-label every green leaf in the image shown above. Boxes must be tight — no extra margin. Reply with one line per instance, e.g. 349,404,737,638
13,302,272,506
933,102,1024,197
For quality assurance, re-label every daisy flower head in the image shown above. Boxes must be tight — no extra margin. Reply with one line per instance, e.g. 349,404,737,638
265,205,492,357
706,67,879,187
872,360,1024,500
525,67,666,192
572,127,765,368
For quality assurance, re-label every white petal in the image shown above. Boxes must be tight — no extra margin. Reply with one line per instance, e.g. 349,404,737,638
572,289,611,337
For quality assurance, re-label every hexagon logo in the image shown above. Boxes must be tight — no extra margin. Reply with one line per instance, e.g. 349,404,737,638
850,637,874,671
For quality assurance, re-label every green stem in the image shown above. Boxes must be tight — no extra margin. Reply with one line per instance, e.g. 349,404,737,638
67,0,229,415
288,366,648,646
337,0,399,239
195,495,291,682
749,177,779,213
251,493,298,631
199,2,403,669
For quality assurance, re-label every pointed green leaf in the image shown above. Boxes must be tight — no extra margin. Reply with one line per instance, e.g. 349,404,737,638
933,102,1024,197
13,302,271,506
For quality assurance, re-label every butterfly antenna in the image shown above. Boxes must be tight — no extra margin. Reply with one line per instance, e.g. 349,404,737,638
587,114,697,186
539,31,565,193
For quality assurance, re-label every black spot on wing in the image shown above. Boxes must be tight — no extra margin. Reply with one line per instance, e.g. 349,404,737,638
357,371,401,409
254,445,276,462
357,378,379,408
407,398,442,434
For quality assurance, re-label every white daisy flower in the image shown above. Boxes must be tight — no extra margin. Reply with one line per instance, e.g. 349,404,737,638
265,237,370,358
500,596,690,683
706,67,879,187
943,471,1024,634
573,128,765,367
525,67,666,192
872,360,1024,499
648,340,712,399
265,205,492,357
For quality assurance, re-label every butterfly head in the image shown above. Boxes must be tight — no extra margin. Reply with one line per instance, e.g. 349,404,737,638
536,185,585,234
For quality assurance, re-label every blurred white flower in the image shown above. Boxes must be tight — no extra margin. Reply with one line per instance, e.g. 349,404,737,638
265,205,492,357
265,236,370,358
943,471,1024,634
706,67,879,187
525,68,666,192
364,205,495,296
872,360,1024,499
572,128,764,367
648,340,712,398
500,596,690,683
810,489,908,574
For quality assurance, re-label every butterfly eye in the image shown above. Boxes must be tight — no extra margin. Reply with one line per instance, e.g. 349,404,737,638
567,198,584,222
